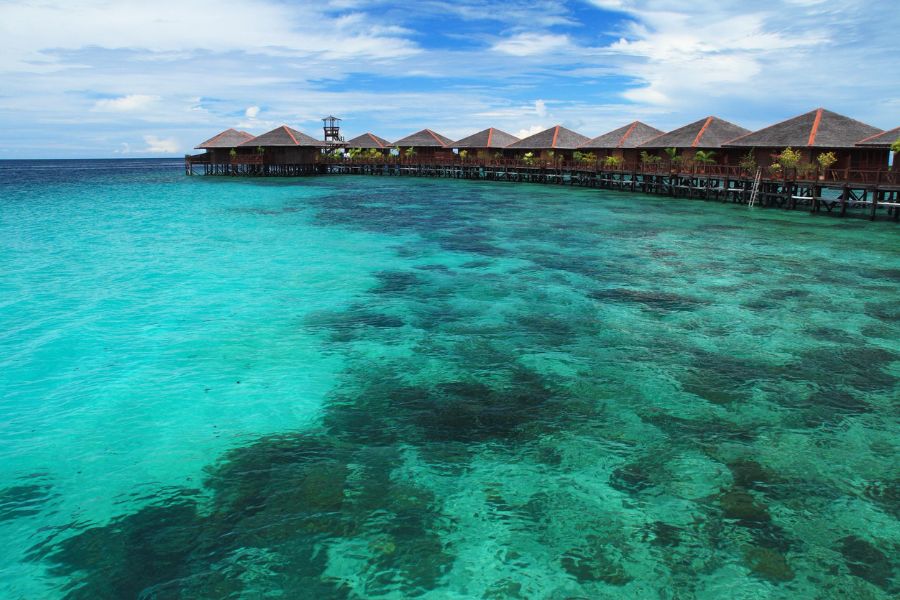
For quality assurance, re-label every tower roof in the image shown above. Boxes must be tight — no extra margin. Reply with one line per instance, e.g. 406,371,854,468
641,117,749,149
725,108,882,149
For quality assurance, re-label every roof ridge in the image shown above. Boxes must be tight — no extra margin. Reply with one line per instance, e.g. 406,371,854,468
283,125,299,145
692,117,714,148
550,125,561,148
425,129,447,146
857,127,896,144
367,132,384,148
807,108,823,146
486,128,493,148
617,121,639,148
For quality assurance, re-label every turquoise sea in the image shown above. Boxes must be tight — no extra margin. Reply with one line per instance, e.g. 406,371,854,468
0,159,897,599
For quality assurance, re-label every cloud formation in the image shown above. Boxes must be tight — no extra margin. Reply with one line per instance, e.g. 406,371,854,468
92,95,160,112
0,0,896,157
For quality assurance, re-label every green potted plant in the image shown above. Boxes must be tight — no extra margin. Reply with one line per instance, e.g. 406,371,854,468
816,151,837,180
228,148,237,162
777,147,801,172
694,150,716,172
640,150,661,170
664,147,682,172
573,151,596,165
603,155,623,169
522,151,535,166
738,149,757,175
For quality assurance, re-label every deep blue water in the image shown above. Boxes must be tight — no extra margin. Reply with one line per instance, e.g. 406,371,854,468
0,159,897,598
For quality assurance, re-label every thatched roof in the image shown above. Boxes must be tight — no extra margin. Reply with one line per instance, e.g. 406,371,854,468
506,125,590,150
856,126,900,147
579,121,664,149
641,116,749,149
238,125,328,147
195,128,255,149
393,129,453,147
725,108,882,149
452,128,520,149
345,133,391,149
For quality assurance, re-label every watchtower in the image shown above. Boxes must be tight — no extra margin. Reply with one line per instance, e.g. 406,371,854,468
322,116,343,142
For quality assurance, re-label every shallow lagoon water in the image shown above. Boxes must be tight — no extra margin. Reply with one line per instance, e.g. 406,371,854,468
0,160,897,598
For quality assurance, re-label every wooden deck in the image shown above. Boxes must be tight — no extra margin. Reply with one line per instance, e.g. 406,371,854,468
184,156,900,221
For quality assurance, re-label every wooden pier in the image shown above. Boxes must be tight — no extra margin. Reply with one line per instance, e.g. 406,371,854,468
184,155,900,221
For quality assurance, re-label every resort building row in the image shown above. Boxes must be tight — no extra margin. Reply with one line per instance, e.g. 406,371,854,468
191,108,899,173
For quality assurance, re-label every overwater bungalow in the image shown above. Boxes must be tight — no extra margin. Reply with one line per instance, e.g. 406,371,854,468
639,117,749,165
344,132,392,158
193,128,255,163
856,126,900,170
579,121,664,166
505,125,590,162
393,129,454,160
723,108,883,171
237,125,330,164
452,128,520,160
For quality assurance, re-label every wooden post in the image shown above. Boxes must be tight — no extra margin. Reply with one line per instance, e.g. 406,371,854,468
840,184,849,217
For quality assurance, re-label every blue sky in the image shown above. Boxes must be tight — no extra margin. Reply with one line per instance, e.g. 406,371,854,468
0,0,897,158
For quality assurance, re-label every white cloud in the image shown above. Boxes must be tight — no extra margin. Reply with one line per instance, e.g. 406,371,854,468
142,135,180,154
492,33,570,56
597,2,832,110
0,0,420,72
0,0,896,158
92,94,159,112
516,125,546,139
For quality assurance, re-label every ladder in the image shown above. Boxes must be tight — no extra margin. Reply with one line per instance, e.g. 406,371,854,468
748,168,762,207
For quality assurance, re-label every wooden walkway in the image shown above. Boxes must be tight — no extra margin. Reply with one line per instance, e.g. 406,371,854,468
184,157,900,221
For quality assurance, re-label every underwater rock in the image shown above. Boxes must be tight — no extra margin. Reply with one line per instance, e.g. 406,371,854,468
32,426,456,599
681,370,746,405
513,313,575,347
719,488,771,524
31,501,210,600
863,479,900,519
372,270,422,295
839,535,894,590
727,459,777,491
794,345,896,393
589,287,708,313
743,546,795,582
560,536,633,586
0,480,56,522
484,578,524,599
649,521,681,547
763,288,811,300
304,307,405,342
609,461,654,494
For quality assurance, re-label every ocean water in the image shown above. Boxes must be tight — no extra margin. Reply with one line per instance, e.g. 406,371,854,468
0,159,897,599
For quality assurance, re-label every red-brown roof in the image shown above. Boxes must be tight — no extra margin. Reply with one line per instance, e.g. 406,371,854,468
195,128,255,149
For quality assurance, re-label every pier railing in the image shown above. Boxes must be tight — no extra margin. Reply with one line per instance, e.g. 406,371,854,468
318,157,897,186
